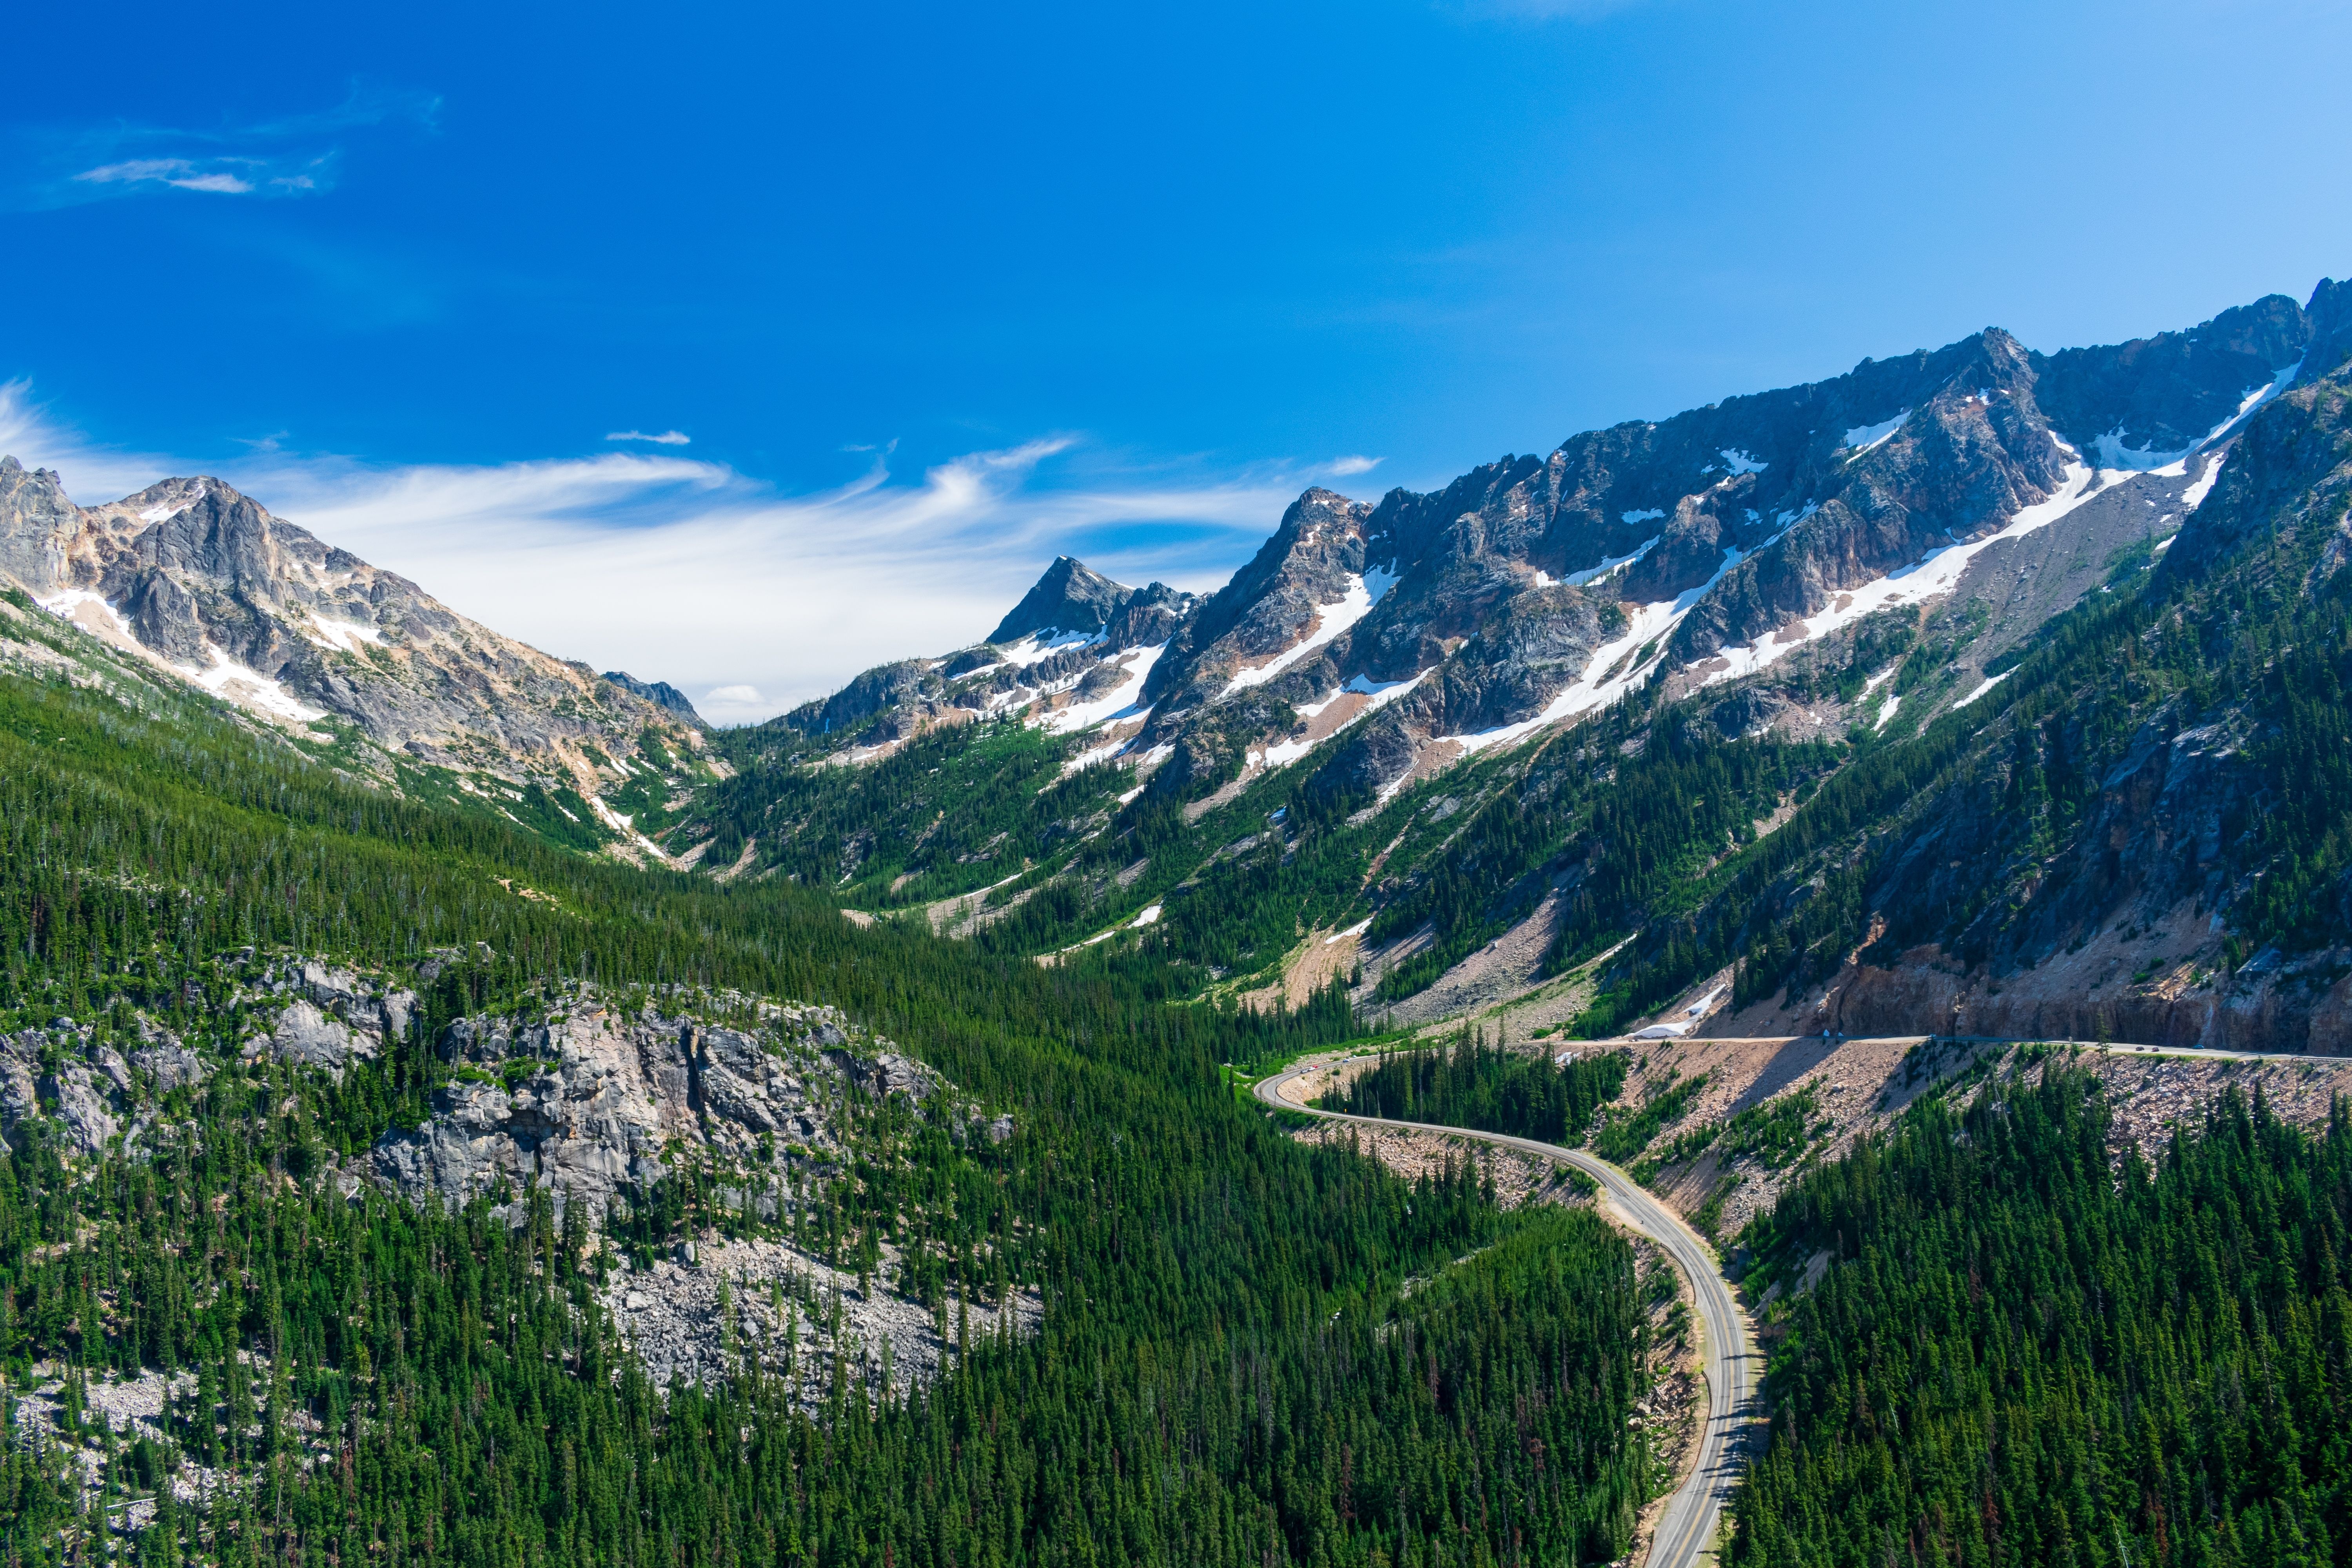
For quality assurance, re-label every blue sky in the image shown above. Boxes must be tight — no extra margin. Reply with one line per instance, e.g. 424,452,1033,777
5,0,2348,721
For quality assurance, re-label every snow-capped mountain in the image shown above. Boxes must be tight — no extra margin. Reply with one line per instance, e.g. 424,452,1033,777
759,279,2348,809
0,460,708,800
685,274,2352,1053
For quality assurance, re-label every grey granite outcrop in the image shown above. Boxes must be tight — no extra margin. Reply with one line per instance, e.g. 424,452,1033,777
368,992,950,1226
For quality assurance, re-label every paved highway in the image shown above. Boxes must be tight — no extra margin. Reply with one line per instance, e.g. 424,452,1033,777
1256,1062,1759,1568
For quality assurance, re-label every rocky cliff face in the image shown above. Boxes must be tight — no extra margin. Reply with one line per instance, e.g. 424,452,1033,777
987,555,1136,646
360,979,1026,1404
0,955,410,1157
369,991,915,1225
0,951,1025,1404
681,275,2352,1056
0,461,703,795
1672,365,2352,1052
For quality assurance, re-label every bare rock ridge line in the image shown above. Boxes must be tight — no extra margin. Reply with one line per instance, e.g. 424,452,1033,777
766,277,2350,807
736,272,2352,1059
0,458,706,794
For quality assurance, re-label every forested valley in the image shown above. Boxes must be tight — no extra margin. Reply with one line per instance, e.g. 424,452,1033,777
4,311,2352,1568
0,660,1659,1566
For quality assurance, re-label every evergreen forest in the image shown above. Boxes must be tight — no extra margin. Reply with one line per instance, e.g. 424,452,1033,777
0,660,1659,1566
1732,1061,2352,1568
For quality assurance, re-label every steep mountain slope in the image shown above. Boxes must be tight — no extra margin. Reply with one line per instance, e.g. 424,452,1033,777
676,277,2352,1053
0,459,711,809
10,279,2352,1568
1692,361,2352,1050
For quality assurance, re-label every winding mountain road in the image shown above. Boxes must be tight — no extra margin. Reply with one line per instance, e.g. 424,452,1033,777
1256,1063,1759,1568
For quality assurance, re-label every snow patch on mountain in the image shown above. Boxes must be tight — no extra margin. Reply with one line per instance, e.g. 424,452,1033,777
2181,454,2229,511
1055,737,1129,780
2092,359,2301,476
1247,669,1430,777
1223,575,1380,695
999,629,1107,666
1041,643,1164,734
1698,462,2103,688
1952,670,2014,710
1251,735,1316,769
1559,535,1660,588
36,589,134,642
592,797,670,859
303,615,387,654
1442,554,1737,760
186,646,327,724
2092,429,2196,472
2212,359,2303,442
1842,411,1910,455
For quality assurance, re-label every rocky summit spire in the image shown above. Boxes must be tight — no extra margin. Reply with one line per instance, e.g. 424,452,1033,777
986,556,1134,646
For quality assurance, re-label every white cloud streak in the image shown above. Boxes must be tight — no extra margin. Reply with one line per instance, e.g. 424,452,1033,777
606,429,691,446
13,86,436,211
0,382,1319,723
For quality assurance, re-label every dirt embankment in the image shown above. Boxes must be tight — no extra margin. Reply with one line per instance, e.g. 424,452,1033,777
1612,1033,2352,1241
1290,1118,1583,1208
1704,931,2352,1056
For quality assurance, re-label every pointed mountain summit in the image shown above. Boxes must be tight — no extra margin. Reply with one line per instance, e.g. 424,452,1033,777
752,278,2334,811
987,556,1134,647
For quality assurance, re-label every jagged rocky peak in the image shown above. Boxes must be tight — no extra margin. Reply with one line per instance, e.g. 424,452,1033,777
757,273,2352,806
2032,290,2316,466
1144,487,1375,707
0,459,700,792
604,669,705,725
985,556,1201,654
987,555,1133,646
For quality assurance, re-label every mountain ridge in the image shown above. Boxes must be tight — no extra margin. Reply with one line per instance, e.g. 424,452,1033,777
664,274,2352,1056
0,455,722,856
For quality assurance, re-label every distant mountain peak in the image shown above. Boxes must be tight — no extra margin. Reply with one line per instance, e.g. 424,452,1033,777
986,556,1135,646
603,670,706,726
0,458,702,796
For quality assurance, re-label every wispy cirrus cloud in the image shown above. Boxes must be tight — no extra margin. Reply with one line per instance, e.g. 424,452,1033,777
1327,454,1383,475
0,381,1334,725
73,156,321,196
606,430,692,446
9,84,439,211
